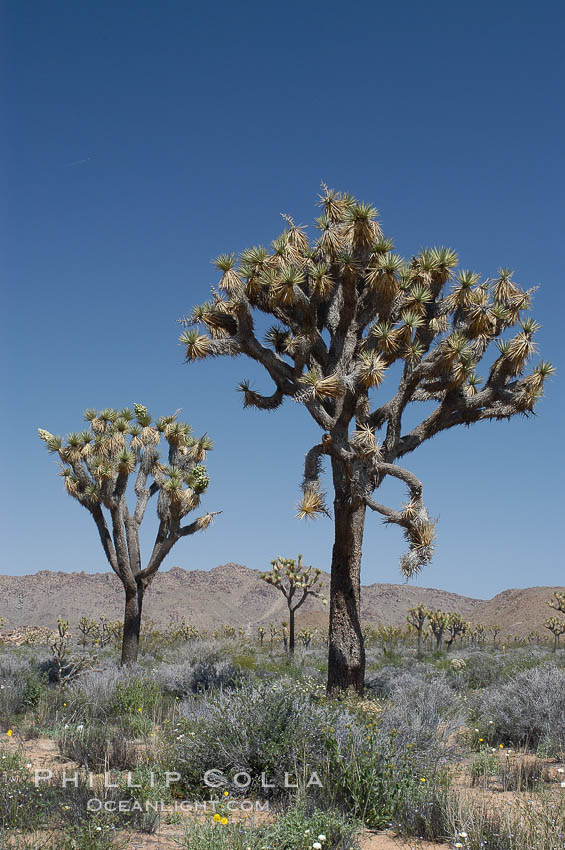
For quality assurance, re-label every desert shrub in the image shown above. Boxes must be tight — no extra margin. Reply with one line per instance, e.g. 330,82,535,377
230,652,256,671
445,648,550,691
476,666,565,751
468,749,499,786
0,748,162,839
155,659,242,697
0,652,34,679
0,653,42,721
21,672,47,709
319,724,417,828
394,781,565,848
377,673,463,771
180,805,358,849
62,666,133,722
115,766,172,833
109,676,161,716
444,790,565,850
0,675,25,721
51,820,125,850
169,681,340,798
365,664,424,697
57,724,145,771
392,776,451,842
444,651,507,690
497,752,551,791
171,638,241,666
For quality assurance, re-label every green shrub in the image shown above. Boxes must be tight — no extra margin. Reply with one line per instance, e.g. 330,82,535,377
319,727,416,828
109,678,161,717
468,749,499,786
180,805,358,849
22,673,47,709
392,777,451,842
55,819,127,850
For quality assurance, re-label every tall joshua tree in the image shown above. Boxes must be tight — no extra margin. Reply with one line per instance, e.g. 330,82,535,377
180,186,553,693
260,554,324,656
38,405,218,664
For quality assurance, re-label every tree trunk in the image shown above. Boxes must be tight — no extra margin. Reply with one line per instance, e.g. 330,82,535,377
121,583,144,665
416,628,423,659
289,609,295,657
327,493,366,694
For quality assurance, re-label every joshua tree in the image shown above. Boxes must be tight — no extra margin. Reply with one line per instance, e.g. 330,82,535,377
260,555,324,655
428,610,449,650
180,186,553,692
544,617,565,652
375,624,405,657
49,617,93,684
407,603,428,658
545,594,565,652
476,624,488,647
490,625,501,647
445,612,469,650
548,592,565,616
38,405,218,664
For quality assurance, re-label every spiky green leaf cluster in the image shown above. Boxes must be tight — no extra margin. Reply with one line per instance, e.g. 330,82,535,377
38,405,213,522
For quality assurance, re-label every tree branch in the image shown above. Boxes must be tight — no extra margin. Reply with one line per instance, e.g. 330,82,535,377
178,511,222,538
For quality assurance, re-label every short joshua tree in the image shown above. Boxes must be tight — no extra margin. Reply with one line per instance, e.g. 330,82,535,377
544,617,565,652
407,604,428,659
490,625,501,647
428,609,449,650
545,593,565,652
260,554,324,655
180,186,553,692
38,404,218,664
445,612,469,650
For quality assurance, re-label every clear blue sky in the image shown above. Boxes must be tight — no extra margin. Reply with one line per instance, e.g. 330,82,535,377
2,0,563,598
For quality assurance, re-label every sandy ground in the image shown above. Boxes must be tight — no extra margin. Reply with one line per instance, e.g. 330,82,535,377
7,735,547,849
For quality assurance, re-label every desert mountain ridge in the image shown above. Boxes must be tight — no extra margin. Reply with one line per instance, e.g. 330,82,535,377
0,563,562,639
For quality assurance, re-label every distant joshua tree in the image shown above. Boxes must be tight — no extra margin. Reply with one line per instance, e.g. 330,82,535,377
445,613,469,650
407,604,428,659
180,186,553,692
428,610,449,650
490,625,501,647
260,555,324,655
545,592,565,652
38,405,218,664
544,617,565,652
548,592,565,616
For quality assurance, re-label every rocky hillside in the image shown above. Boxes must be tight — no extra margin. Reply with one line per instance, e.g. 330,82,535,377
0,563,561,638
